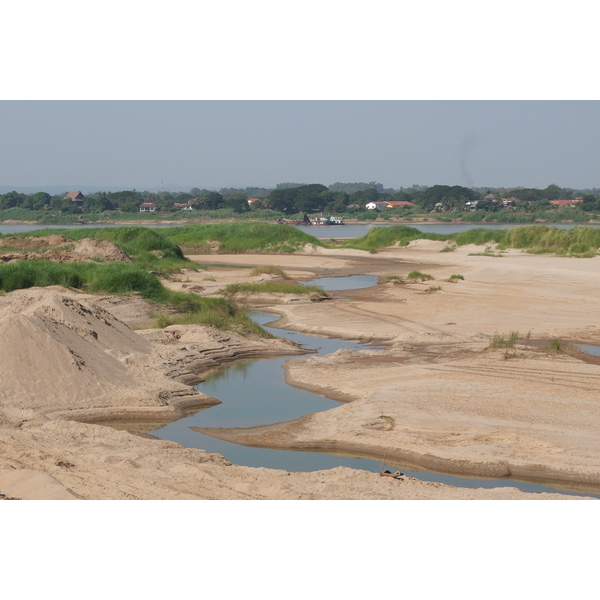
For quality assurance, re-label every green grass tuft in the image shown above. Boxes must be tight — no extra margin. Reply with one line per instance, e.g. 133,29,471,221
407,271,433,281
220,281,326,296
249,265,289,278
549,338,563,352
490,331,519,348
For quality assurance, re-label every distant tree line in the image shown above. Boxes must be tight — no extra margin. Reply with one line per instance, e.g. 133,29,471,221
1,182,599,217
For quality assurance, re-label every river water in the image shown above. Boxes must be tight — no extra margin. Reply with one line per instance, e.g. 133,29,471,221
2,221,600,237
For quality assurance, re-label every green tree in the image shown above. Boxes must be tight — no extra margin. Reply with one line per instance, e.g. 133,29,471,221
265,188,298,213
83,193,115,213
30,191,51,211
194,191,224,210
107,190,144,212
294,184,330,214
0,191,26,210
224,193,250,213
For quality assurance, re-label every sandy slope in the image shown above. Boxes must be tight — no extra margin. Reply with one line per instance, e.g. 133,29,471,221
1,240,599,499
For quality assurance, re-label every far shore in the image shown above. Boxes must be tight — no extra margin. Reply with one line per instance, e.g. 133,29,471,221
3,216,600,228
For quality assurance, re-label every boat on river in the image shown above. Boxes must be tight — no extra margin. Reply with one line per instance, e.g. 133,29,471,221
306,215,345,225
277,215,344,226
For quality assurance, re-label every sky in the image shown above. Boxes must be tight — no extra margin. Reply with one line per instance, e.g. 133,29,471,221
0,100,598,192
2,2,599,194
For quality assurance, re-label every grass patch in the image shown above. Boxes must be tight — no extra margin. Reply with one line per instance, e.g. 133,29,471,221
549,338,563,352
0,258,271,337
151,296,270,337
490,331,520,348
344,224,600,257
440,244,457,252
468,251,505,257
407,270,433,281
342,225,450,253
382,275,404,283
220,281,327,297
449,274,464,281
157,222,325,254
4,226,191,274
249,265,289,278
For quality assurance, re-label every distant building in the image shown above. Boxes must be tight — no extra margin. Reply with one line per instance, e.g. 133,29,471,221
139,202,157,213
549,199,583,206
385,201,415,208
64,191,84,207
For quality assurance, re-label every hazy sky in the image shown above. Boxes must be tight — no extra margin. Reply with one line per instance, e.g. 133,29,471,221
1,100,597,192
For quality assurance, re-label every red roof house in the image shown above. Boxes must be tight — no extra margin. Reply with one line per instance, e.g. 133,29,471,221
549,199,583,206
64,191,84,206
386,201,415,208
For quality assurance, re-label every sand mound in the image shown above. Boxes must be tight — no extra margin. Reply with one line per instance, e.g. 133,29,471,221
404,239,450,251
0,234,72,249
0,235,132,263
0,286,306,421
0,286,200,417
72,238,132,262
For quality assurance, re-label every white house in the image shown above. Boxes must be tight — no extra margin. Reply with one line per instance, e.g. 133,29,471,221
365,201,389,210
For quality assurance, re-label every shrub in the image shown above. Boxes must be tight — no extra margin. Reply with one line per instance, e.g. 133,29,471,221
449,274,464,281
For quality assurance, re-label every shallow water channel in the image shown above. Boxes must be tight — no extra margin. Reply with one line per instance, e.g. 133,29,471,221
151,276,599,498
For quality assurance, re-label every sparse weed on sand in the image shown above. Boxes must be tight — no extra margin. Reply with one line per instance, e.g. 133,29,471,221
220,281,327,297
490,331,520,349
249,265,289,278
381,275,404,284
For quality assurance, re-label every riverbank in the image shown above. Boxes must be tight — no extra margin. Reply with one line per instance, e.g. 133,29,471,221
1,239,599,499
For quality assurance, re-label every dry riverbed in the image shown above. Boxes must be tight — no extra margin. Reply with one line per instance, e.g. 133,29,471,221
1,239,599,499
